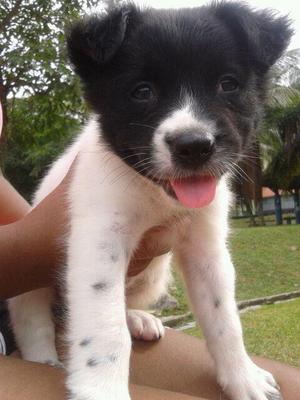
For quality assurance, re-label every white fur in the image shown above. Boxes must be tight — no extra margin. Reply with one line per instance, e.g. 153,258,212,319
153,100,215,175
9,116,280,400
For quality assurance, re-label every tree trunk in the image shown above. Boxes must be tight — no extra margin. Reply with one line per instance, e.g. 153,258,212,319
293,189,300,224
0,75,8,148
239,141,264,226
252,142,265,226
244,197,256,227
274,191,283,225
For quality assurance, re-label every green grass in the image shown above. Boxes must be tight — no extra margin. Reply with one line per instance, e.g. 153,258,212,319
232,225,300,300
185,299,300,367
164,223,300,367
165,224,300,317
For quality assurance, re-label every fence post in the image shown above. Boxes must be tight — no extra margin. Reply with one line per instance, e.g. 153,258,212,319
274,193,283,225
293,190,300,224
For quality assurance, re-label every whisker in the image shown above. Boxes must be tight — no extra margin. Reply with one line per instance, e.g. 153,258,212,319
129,122,156,130
110,158,152,185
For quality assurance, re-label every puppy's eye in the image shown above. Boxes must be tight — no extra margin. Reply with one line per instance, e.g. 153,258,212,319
219,76,239,93
131,84,154,101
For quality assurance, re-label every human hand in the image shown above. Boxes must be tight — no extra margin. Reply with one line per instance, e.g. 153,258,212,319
0,155,172,298
26,159,171,278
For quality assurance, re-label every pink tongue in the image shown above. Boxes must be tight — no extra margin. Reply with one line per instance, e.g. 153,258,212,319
170,176,217,209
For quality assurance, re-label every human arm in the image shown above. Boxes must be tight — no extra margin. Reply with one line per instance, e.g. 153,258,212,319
0,167,170,300
0,175,30,225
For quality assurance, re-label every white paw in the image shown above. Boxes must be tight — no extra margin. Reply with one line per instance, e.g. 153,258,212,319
219,360,282,400
68,386,131,400
21,345,61,367
126,309,165,341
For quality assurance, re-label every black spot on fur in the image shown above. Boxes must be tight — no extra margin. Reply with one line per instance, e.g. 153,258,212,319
108,353,118,363
214,298,221,308
86,353,118,367
92,282,107,291
86,357,99,367
110,250,119,262
80,337,93,347
111,222,122,233
97,241,120,262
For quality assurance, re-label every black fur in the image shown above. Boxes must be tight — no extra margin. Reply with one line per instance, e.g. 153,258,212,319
79,337,93,347
67,2,292,180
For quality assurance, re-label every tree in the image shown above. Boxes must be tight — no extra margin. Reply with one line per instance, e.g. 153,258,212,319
268,49,300,107
260,92,300,224
235,49,300,225
1,1,94,138
0,0,103,197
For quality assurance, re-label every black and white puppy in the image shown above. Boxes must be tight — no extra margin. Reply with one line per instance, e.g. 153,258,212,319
9,3,292,400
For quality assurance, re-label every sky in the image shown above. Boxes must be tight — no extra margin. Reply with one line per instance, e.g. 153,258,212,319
133,0,300,50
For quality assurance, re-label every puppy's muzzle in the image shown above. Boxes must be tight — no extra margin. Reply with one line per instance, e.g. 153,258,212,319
165,132,215,169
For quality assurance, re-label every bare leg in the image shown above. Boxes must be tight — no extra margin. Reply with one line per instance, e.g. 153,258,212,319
4,330,299,400
131,329,300,400
0,355,204,400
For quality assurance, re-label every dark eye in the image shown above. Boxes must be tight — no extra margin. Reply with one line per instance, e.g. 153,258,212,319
219,76,239,93
131,83,154,101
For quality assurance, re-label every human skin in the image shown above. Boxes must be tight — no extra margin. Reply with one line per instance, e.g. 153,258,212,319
0,161,171,300
1,330,300,400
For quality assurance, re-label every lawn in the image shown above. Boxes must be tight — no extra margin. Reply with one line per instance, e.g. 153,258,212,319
161,223,300,365
232,225,300,300
185,299,300,367
166,224,300,315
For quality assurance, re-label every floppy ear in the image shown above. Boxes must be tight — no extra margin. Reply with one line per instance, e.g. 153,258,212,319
214,2,293,72
67,5,135,79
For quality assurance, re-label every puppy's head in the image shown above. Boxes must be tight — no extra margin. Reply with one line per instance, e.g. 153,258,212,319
67,2,292,207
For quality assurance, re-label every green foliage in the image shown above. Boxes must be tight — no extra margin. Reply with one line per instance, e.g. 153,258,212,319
0,0,99,97
4,81,86,198
268,49,300,107
0,0,102,198
260,50,300,192
260,97,300,191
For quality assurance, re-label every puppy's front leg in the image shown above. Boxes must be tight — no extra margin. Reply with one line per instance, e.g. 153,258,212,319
66,212,133,400
175,213,281,400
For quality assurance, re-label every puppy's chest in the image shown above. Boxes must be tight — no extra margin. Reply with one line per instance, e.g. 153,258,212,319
124,184,194,234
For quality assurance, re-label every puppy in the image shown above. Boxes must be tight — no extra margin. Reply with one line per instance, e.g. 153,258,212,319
9,3,292,400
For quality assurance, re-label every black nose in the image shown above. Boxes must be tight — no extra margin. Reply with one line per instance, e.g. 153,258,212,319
166,133,215,168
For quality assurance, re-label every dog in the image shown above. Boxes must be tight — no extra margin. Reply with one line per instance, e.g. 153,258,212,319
9,2,292,399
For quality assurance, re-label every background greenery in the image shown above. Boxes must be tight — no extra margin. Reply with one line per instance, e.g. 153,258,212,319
167,223,300,367
0,0,102,198
166,224,300,315
185,299,300,367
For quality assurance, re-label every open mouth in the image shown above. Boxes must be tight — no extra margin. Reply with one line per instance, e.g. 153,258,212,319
153,175,217,209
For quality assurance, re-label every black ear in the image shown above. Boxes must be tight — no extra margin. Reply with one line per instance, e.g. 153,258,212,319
67,5,135,78
214,2,293,72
